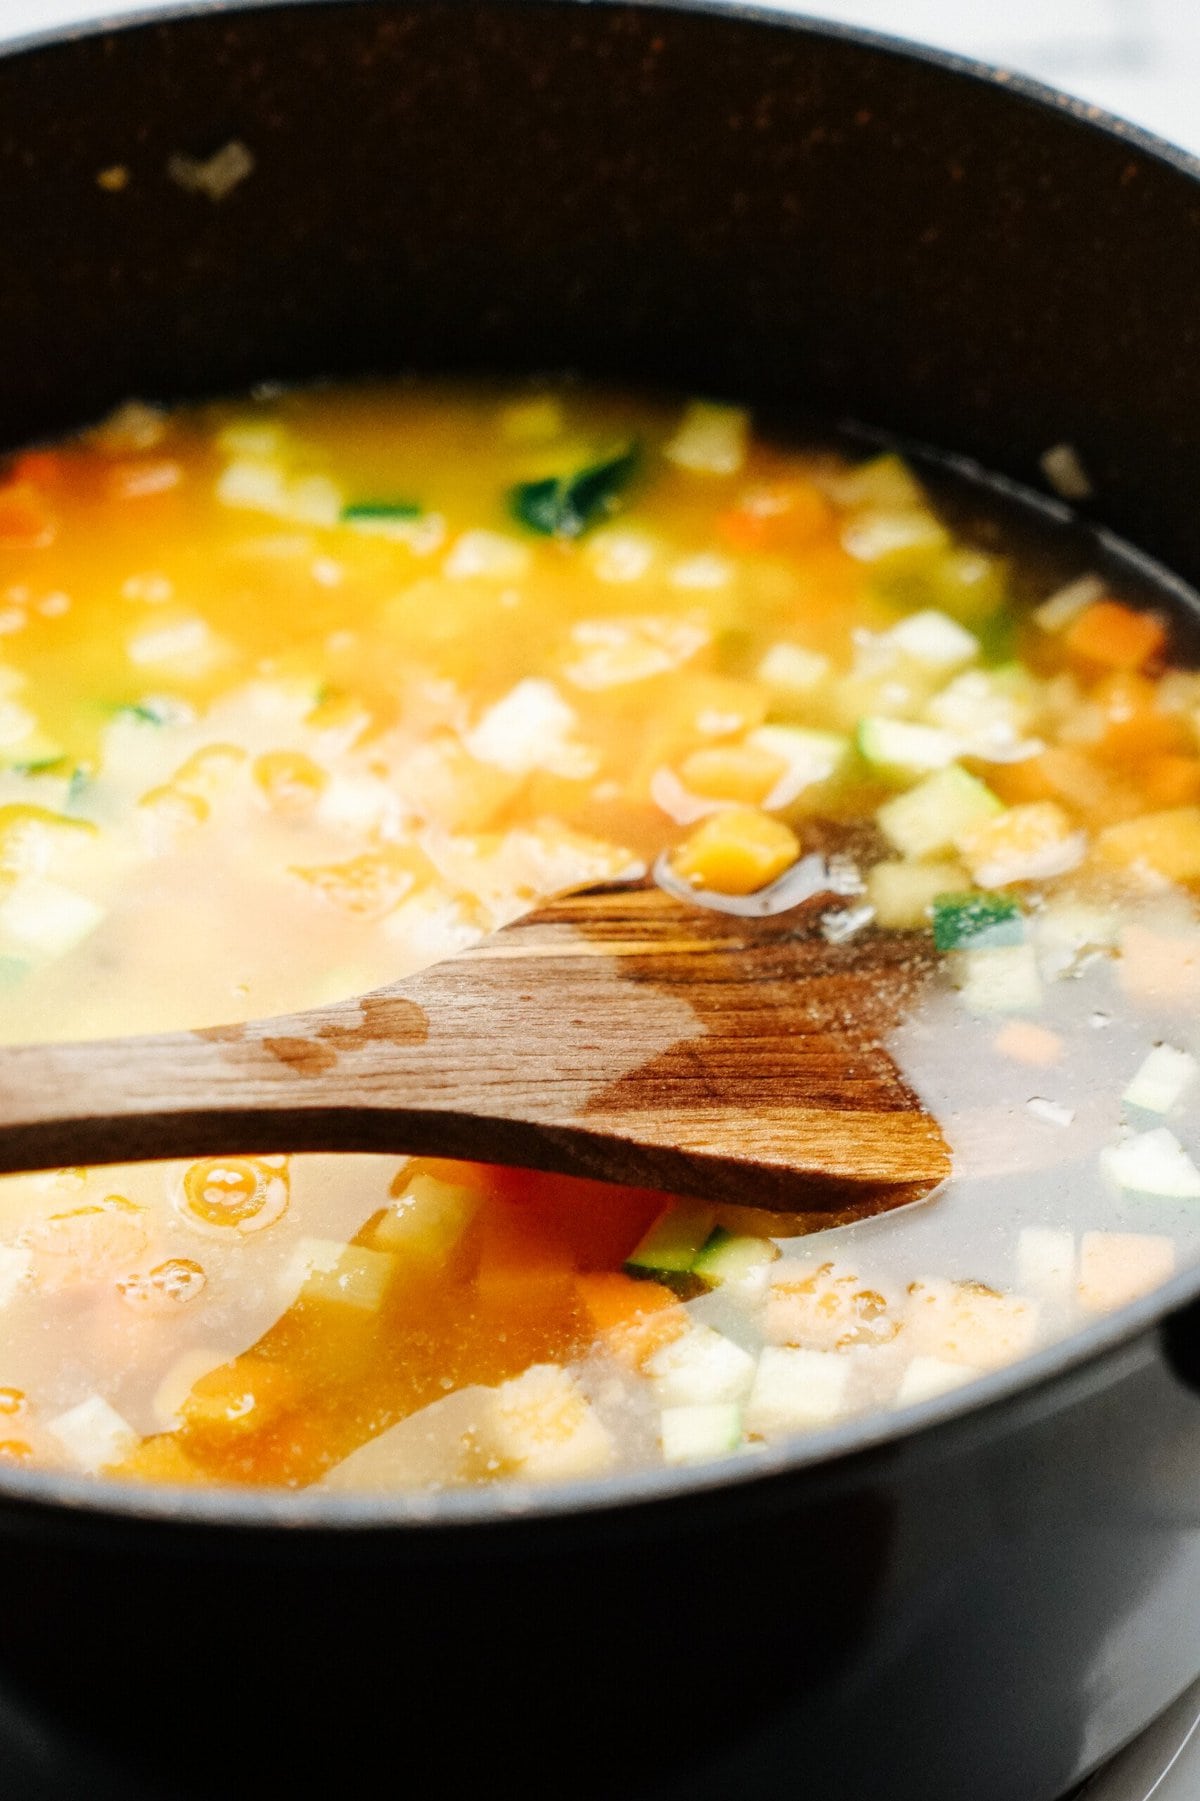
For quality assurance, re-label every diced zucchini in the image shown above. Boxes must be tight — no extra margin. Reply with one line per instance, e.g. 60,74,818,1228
866,858,966,930
876,765,1003,859
856,716,961,784
954,942,1042,1014
510,443,639,537
664,401,747,475
1123,1045,1200,1117
660,1402,743,1465
885,609,979,670
625,1201,716,1280
744,1346,850,1434
1100,1127,1200,1199
692,1228,779,1290
644,1324,756,1407
931,890,1023,953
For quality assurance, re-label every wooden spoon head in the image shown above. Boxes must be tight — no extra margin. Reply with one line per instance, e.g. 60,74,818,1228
407,880,952,1215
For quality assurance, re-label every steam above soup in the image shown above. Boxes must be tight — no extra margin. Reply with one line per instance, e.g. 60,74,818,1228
0,380,1195,1490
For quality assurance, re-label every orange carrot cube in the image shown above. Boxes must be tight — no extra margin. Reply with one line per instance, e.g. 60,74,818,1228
1064,601,1166,671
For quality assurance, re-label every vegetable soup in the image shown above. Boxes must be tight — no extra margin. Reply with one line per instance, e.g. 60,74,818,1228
0,380,1197,1492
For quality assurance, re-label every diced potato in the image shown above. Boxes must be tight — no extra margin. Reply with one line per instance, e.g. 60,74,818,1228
957,801,1085,889
744,1346,850,1435
669,807,799,895
443,529,531,581
47,1395,138,1473
764,1260,904,1351
1078,1232,1176,1314
894,1357,978,1407
1099,1127,1200,1199
885,609,978,670
474,1364,614,1480
283,1239,396,1312
842,510,950,574
756,641,830,707
905,1278,1038,1369
1016,1228,1076,1306
464,679,593,777
644,1324,756,1407
1123,1045,1199,1116
563,614,708,687
368,1169,481,1267
664,400,748,476
1118,923,1200,1010
0,1244,32,1307
866,858,968,929
1097,808,1200,882
0,877,103,957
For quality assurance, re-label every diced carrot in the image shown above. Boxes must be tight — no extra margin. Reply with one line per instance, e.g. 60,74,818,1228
113,1436,210,1485
1137,754,1200,811
1063,600,1166,672
993,1020,1064,1066
180,1358,299,1440
575,1272,688,1368
677,743,787,806
1096,807,1200,881
988,746,1139,827
474,1200,577,1311
670,807,800,895
1088,671,1191,762
716,481,832,553
0,481,55,549
11,450,60,487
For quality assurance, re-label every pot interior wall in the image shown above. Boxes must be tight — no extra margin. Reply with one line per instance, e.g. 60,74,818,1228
1,0,1199,581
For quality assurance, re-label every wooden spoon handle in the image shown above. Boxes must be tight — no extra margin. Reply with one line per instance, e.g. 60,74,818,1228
0,886,952,1211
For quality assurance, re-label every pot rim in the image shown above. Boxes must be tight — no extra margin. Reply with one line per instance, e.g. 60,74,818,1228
3,0,1200,1534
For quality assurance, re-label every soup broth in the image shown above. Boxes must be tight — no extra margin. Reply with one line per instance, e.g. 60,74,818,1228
0,380,1197,1491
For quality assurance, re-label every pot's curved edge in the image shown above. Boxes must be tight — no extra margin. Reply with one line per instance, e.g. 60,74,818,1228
6,0,1200,187
0,0,1199,1538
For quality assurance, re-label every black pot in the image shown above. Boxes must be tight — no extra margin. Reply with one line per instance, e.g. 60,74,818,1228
3,4,1200,1797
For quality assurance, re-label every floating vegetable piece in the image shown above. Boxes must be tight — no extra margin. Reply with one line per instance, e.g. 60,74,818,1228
1123,1045,1200,1117
932,891,1024,953
341,500,422,522
510,442,639,538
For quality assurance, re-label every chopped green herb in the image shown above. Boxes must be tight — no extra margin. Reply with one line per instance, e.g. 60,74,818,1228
341,500,423,523
114,701,172,726
510,443,639,539
932,890,1024,953
9,757,69,777
66,767,93,812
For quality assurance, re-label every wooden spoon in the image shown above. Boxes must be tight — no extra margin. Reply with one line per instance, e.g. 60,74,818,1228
0,881,950,1213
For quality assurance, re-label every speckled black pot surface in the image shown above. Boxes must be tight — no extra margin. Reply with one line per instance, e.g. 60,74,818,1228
4,5,1200,1797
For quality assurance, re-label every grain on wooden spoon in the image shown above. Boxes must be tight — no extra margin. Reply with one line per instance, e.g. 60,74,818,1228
0,881,950,1213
